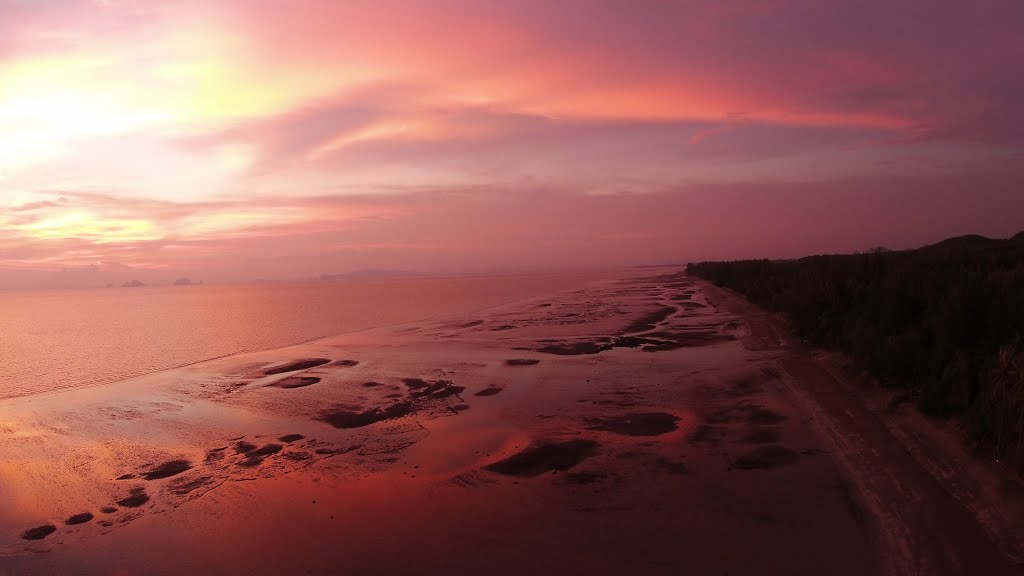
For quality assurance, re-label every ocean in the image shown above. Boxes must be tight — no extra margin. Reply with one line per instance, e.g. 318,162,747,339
0,271,617,400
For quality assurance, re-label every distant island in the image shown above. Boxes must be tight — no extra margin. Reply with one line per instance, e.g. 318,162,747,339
118,278,202,288
688,232,1024,472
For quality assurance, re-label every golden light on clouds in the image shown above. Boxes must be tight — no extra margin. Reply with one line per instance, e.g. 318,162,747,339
13,212,161,244
175,207,318,238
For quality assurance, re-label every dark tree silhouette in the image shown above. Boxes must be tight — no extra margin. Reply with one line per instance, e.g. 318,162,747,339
688,233,1024,472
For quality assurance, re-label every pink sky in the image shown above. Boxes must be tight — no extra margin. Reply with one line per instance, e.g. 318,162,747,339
1,0,1022,288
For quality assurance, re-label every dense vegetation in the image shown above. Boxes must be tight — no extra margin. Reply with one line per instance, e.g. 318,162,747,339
688,233,1024,472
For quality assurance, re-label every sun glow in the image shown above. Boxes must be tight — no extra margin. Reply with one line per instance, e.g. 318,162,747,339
15,212,162,244
0,57,172,174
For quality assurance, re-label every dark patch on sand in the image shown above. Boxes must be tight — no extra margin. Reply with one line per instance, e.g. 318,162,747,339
613,336,666,349
116,473,136,480
475,387,503,397
140,459,191,480
427,384,466,400
587,412,679,437
707,405,787,426
332,360,360,367
623,306,677,333
117,488,150,508
639,342,688,352
320,402,415,429
278,434,305,443
22,524,56,540
484,439,599,477
315,448,336,455
404,379,465,400
538,341,611,355
284,451,312,461
643,330,733,349
728,375,763,397
491,324,516,331
656,458,691,475
65,512,93,525
170,476,212,495
238,444,283,467
264,358,331,375
99,506,118,514
251,444,283,457
732,445,799,470
537,333,704,356
363,381,383,388
234,441,257,454
269,376,321,389
593,399,639,408
688,423,726,445
746,407,788,425
741,427,782,444
505,358,540,366
453,404,470,412
564,471,608,485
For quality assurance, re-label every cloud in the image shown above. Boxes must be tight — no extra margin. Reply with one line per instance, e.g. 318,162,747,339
9,0,1024,136
1,0,1022,286
4,169,1023,289
7,197,68,212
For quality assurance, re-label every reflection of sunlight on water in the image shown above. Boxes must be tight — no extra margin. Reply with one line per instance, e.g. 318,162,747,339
403,409,530,478
0,271,620,400
3,268,711,562
0,460,72,548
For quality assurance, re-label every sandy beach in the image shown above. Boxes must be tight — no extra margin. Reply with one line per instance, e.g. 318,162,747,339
1,268,1020,575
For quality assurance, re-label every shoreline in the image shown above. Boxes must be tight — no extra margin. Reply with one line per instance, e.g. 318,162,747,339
0,269,630,403
1,269,1015,575
698,279,1023,574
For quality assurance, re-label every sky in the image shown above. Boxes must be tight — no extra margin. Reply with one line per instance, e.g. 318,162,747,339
1,0,1022,288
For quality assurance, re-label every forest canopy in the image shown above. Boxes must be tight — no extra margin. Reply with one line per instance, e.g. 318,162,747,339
688,234,1024,472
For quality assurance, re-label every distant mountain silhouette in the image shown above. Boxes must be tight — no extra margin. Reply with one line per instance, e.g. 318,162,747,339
921,234,997,251
919,233,1023,256
122,280,146,288
173,278,194,286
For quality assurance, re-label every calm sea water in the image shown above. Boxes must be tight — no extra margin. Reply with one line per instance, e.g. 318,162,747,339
0,271,618,400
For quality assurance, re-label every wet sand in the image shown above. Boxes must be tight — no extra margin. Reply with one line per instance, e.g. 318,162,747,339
0,269,1019,575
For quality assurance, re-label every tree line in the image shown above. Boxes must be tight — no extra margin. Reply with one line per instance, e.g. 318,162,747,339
688,233,1024,472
